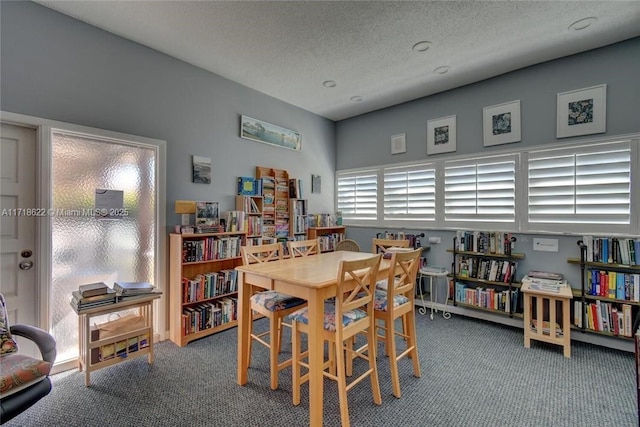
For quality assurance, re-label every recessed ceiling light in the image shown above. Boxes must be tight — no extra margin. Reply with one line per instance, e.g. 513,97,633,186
568,17,597,31
412,41,432,52
433,66,450,75
322,80,336,88
350,96,363,102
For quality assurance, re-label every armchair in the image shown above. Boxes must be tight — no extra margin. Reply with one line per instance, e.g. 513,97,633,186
0,294,56,424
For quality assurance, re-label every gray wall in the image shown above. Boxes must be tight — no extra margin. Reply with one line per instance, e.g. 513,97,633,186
336,37,640,289
0,1,336,226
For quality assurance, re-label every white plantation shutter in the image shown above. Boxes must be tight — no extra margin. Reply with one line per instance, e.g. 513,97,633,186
337,170,377,220
528,140,632,229
384,163,436,222
444,154,517,224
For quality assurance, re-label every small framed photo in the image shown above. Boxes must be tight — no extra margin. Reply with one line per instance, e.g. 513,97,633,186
391,133,406,155
311,174,321,194
556,84,606,138
427,115,456,155
483,100,521,147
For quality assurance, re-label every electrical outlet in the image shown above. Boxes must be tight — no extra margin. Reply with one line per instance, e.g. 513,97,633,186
428,237,441,244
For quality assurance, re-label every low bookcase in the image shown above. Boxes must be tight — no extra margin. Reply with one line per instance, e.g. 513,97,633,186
169,231,246,346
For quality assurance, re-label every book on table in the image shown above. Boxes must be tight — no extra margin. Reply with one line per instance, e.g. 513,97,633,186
70,288,117,311
78,281,110,298
114,281,156,295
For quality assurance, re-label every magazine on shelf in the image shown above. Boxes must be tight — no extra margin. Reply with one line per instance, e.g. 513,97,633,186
114,281,156,295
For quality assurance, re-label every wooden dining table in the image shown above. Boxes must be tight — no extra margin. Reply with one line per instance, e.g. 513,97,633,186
236,250,391,427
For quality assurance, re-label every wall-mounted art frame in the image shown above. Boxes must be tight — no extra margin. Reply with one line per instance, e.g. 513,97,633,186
427,115,456,155
391,133,406,154
483,100,521,147
556,84,606,138
311,174,321,194
240,115,301,151
192,155,212,184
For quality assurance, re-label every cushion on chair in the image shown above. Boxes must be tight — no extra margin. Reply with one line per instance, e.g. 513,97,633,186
372,290,409,312
286,302,367,332
0,354,51,398
250,291,305,312
375,277,402,291
0,294,18,355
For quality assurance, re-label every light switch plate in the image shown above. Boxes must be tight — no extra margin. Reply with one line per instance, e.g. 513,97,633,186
533,238,558,252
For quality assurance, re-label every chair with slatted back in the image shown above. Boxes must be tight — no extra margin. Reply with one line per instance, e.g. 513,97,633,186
288,254,383,427
372,238,410,254
335,239,361,252
287,239,319,258
240,243,307,390
370,248,422,398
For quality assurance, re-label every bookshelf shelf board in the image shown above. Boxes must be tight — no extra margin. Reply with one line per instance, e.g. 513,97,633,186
567,257,640,270
181,321,238,346
455,301,523,318
570,288,640,306
180,231,247,238
570,324,634,340
450,275,522,288
447,249,524,259
182,291,239,307
183,256,243,266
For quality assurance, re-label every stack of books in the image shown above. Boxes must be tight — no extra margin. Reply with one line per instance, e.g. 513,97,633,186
114,281,159,300
70,282,117,311
522,271,567,293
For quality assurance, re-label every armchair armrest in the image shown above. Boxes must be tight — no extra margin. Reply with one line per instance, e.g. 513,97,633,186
10,324,57,364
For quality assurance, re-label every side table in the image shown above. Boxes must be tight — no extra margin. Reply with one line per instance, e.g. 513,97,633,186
417,267,450,320
521,282,573,358
73,293,161,386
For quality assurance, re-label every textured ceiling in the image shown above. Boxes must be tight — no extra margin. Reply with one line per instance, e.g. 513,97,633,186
36,1,640,121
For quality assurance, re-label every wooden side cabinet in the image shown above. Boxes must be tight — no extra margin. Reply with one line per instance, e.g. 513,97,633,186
74,294,160,386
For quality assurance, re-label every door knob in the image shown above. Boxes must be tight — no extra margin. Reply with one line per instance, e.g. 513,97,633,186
19,260,33,270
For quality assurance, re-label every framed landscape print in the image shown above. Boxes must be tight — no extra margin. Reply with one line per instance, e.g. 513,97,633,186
240,115,302,151
427,115,456,155
483,100,521,147
556,84,606,138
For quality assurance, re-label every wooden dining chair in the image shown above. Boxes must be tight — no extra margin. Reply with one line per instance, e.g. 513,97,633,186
335,239,361,252
372,238,410,254
287,239,319,258
288,254,383,427
240,243,307,390
369,248,422,398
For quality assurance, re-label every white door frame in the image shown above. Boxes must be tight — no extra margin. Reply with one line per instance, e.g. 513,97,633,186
0,110,167,361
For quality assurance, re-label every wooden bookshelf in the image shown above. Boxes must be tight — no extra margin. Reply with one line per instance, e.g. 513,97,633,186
256,166,290,240
169,231,246,347
308,226,345,252
289,198,308,239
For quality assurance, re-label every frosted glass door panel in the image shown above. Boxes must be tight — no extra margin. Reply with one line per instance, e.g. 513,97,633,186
51,131,157,363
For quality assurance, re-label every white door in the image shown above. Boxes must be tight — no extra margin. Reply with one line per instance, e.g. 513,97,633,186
0,123,38,354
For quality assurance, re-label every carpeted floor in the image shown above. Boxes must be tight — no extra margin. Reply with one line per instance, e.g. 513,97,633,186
5,313,637,426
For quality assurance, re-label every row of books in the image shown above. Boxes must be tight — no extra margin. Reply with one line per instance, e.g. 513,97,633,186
308,213,338,228
181,297,237,335
454,282,520,313
376,232,423,248
220,210,245,233
181,236,242,262
71,281,158,311
587,270,640,302
456,257,517,284
317,233,344,252
582,235,640,265
181,270,238,303
455,230,515,255
573,300,634,337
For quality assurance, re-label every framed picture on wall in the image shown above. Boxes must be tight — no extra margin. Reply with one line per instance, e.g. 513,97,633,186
240,115,302,151
483,100,521,147
427,115,456,155
556,84,606,138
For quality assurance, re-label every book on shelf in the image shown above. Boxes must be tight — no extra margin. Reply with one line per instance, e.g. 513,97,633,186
237,176,260,196
114,281,156,295
531,319,563,336
117,289,162,301
78,281,110,298
195,201,219,226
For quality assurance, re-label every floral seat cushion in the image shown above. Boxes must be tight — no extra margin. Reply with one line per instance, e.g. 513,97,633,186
372,290,409,312
0,354,51,398
250,290,305,312
0,294,18,355
286,301,367,332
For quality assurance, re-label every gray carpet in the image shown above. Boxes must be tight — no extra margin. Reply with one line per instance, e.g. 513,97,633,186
5,314,637,427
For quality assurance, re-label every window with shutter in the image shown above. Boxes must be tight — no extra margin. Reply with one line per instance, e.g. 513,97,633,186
337,170,378,222
383,163,436,223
